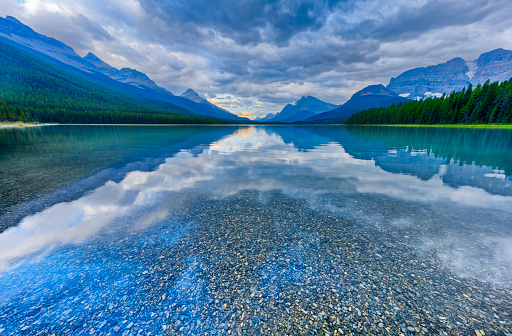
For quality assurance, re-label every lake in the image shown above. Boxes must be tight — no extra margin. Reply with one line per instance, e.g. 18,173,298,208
0,125,511,335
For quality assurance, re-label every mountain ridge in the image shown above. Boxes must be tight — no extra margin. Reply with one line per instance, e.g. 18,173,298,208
0,16,247,121
83,52,171,93
254,113,276,121
305,85,408,123
0,36,223,124
387,48,512,99
180,89,234,116
269,96,338,123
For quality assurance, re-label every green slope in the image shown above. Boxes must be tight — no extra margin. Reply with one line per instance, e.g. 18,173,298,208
0,39,224,124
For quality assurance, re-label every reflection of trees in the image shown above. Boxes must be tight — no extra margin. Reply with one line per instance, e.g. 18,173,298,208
343,126,512,177
269,125,512,197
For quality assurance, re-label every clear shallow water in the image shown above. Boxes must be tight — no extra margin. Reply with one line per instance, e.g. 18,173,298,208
0,125,236,229
0,125,511,335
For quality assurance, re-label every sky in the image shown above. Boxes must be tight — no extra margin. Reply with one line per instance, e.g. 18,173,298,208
1,0,512,118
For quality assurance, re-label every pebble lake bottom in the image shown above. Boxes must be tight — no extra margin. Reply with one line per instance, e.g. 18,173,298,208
0,125,511,335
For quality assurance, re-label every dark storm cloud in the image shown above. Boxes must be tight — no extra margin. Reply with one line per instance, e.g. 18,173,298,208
211,38,380,85
137,0,345,46
72,14,113,42
345,0,498,41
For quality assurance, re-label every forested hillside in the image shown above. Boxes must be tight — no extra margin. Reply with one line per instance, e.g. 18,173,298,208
0,39,225,124
345,79,512,125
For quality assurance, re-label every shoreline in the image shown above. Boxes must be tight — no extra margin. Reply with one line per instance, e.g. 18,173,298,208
2,122,512,129
344,124,512,129
0,122,53,128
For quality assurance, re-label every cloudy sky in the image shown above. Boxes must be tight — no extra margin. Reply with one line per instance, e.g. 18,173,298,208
1,0,512,118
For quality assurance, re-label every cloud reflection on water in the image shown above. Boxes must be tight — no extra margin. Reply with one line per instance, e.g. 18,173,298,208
0,126,511,287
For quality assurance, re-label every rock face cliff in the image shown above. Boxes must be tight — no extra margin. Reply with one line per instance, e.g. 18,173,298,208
471,48,512,85
387,49,512,99
387,58,470,99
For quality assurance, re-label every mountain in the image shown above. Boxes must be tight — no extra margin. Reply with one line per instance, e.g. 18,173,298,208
0,37,221,124
387,58,470,99
0,16,94,73
471,48,512,85
305,85,409,123
269,96,338,123
346,77,512,125
254,113,276,121
0,15,169,93
0,16,247,121
83,52,170,93
387,49,512,99
308,49,512,123
181,89,207,103
180,89,234,114
179,89,244,121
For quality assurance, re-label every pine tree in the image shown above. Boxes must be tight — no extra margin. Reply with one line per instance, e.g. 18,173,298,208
1,100,15,122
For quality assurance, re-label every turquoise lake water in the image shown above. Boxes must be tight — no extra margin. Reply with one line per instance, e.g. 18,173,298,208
0,125,511,335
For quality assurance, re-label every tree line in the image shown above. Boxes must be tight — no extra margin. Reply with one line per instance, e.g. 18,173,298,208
0,99,223,124
345,79,512,125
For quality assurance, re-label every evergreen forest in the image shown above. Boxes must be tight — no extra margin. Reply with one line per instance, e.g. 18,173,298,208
345,79,512,125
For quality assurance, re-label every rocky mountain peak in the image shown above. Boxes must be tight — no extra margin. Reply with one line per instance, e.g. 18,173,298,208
120,67,149,78
181,89,205,103
295,96,312,104
476,48,512,67
448,57,465,63
83,52,114,70
269,96,338,123
295,95,326,105
182,89,201,97
353,84,397,97
5,16,23,25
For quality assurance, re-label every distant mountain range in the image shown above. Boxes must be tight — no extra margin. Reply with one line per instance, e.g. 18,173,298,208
259,49,512,123
305,85,408,123
254,113,276,122
268,96,338,123
0,16,246,122
0,37,204,124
